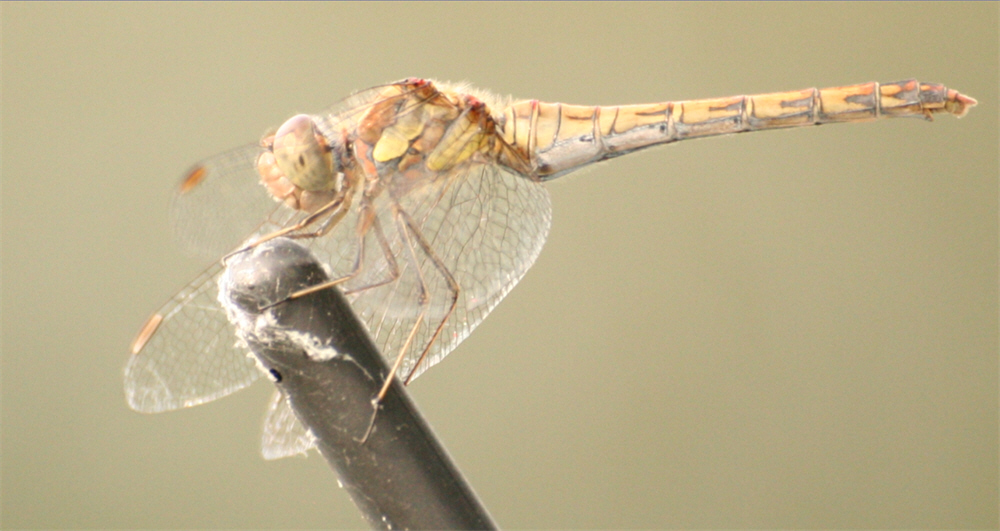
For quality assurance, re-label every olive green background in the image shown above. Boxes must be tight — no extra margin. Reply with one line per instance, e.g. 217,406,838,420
3,2,996,529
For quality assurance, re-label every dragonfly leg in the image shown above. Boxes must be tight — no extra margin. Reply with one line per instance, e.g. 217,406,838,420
393,208,460,386
360,205,433,442
284,201,349,241
341,215,402,295
271,201,402,304
222,191,350,262
361,300,426,444
326,199,461,443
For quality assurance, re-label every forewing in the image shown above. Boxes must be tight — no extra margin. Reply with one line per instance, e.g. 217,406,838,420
125,263,262,413
169,143,294,259
126,88,409,413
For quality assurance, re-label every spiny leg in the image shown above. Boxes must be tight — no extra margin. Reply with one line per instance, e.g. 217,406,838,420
394,207,460,385
341,215,401,295
360,204,431,442
375,204,433,402
283,198,351,241
279,201,401,302
222,191,349,263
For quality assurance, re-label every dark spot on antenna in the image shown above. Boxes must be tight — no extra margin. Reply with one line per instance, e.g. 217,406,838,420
269,368,283,383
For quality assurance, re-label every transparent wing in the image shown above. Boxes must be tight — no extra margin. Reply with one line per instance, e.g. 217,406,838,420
126,142,299,413
125,263,262,413
168,143,292,259
261,390,316,460
125,84,424,414
309,162,553,382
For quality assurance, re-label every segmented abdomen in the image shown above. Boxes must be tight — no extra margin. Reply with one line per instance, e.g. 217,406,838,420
500,79,977,180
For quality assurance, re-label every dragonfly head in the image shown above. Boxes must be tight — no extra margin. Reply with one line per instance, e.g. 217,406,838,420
272,114,341,193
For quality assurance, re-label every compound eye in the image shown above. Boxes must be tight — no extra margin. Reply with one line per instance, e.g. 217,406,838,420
272,114,336,192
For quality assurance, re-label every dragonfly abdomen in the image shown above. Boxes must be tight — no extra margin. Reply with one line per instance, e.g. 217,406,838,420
501,79,976,180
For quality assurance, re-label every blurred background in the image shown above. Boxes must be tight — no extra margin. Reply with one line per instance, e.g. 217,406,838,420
3,3,996,528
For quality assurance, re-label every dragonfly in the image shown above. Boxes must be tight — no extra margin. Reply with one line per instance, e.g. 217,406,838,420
126,78,976,459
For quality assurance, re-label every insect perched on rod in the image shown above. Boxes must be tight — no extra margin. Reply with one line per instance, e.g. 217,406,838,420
126,78,976,458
